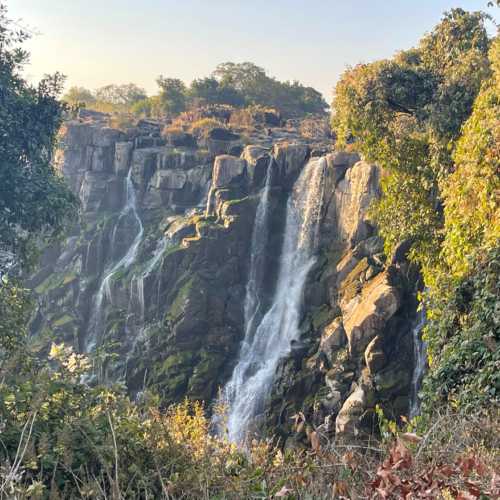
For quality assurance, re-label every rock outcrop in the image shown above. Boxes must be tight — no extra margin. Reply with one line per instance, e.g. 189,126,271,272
30,116,419,446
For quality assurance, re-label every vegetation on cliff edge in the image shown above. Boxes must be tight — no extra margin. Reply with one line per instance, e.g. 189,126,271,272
332,8,499,413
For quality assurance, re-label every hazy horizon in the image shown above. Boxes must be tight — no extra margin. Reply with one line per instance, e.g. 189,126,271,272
9,0,499,100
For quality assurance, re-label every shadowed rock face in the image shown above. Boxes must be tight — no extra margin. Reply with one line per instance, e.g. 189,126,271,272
31,118,419,443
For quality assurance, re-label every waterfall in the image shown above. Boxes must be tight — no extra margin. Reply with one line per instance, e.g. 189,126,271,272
222,156,326,443
85,167,144,352
409,306,427,418
132,235,169,324
243,157,274,344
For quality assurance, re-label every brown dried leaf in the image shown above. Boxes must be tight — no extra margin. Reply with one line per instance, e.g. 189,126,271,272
310,430,320,452
456,491,478,500
332,480,349,497
400,432,423,444
275,486,293,497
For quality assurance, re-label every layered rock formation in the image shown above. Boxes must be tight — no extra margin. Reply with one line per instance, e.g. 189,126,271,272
30,114,420,444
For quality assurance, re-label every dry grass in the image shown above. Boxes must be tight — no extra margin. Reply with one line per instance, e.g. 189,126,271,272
189,118,226,139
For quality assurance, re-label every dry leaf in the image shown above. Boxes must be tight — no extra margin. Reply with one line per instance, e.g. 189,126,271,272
310,430,321,452
275,485,293,497
400,432,422,444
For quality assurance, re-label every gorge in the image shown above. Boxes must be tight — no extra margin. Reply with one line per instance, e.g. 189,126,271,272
2,4,499,496
29,111,421,445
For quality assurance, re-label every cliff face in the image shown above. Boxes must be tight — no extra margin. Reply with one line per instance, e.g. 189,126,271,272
30,116,419,443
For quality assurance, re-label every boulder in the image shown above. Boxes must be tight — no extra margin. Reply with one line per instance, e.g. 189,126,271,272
92,127,125,147
165,217,197,243
320,317,347,359
241,145,271,187
79,172,120,213
335,386,367,437
130,148,160,189
263,110,281,126
364,335,387,374
342,271,401,356
114,141,134,176
164,131,197,148
208,128,240,141
78,108,109,122
211,155,247,189
334,161,380,247
152,169,187,190
158,148,210,171
374,366,411,394
325,151,360,186
273,143,309,183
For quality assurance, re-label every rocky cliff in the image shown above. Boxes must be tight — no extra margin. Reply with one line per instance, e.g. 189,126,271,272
29,114,420,444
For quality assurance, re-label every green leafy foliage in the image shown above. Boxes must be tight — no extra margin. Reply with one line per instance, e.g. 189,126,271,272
441,36,500,278
0,4,78,268
332,9,499,414
212,61,328,117
423,247,500,412
65,62,328,120
156,76,188,115
333,8,491,263
62,86,96,106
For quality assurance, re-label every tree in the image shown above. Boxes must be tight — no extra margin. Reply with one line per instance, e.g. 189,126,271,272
156,76,187,115
213,62,328,117
332,8,491,265
0,3,77,268
332,9,498,413
94,83,147,106
441,35,500,278
213,62,268,94
62,85,95,106
188,77,245,107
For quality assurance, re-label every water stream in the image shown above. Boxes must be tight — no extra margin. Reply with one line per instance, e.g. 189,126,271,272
409,306,427,418
133,236,169,323
85,167,144,352
242,157,275,346
222,156,326,442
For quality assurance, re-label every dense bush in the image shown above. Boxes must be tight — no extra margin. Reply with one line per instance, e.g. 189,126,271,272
422,247,500,412
0,5,77,269
332,9,499,413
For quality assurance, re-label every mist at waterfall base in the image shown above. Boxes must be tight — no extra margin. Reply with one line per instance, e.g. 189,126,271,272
220,157,327,443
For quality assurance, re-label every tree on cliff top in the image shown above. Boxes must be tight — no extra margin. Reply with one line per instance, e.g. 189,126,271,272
212,61,328,116
332,9,499,412
156,76,188,115
62,85,96,106
0,3,77,269
332,8,491,266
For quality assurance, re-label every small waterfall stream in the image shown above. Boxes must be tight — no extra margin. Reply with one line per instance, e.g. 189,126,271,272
222,156,326,442
85,167,144,352
409,306,427,418
242,157,274,345
130,235,169,326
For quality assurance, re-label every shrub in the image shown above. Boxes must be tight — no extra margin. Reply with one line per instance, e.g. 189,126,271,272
229,105,280,129
189,117,226,138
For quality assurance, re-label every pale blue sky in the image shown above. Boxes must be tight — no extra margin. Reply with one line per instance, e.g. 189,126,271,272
9,0,499,100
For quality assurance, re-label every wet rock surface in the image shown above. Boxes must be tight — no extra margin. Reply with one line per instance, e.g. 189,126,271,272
32,116,418,444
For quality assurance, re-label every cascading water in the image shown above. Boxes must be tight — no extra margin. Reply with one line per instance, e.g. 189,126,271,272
409,306,427,418
222,156,326,443
85,167,144,352
130,235,169,325
243,157,274,343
